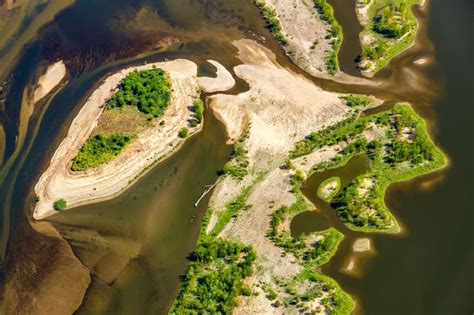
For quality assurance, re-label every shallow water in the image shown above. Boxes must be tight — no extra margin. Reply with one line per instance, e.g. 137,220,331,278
0,0,472,314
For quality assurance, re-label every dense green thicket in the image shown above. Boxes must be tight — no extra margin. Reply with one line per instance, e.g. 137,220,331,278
253,0,288,45
291,103,447,232
53,199,67,211
373,4,411,38
71,134,134,171
106,67,171,118
314,0,343,75
169,239,256,314
339,94,373,107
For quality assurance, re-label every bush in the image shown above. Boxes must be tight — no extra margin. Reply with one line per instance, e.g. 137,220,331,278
339,94,373,107
106,67,171,118
72,134,134,171
193,99,204,123
178,127,189,138
53,199,67,211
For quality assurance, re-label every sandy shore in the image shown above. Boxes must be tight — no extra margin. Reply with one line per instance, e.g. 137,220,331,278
33,59,234,220
206,39,352,313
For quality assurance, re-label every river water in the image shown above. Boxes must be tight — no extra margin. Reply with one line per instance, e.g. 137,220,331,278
0,0,472,314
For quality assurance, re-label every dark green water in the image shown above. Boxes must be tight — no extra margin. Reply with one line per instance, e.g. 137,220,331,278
0,0,472,314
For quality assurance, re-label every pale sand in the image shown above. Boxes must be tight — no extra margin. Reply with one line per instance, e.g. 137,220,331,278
33,59,235,220
33,60,67,104
207,39,352,313
198,60,236,93
353,238,371,252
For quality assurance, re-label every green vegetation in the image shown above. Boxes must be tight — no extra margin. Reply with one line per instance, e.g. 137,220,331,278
253,0,289,46
373,3,412,38
169,238,256,314
106,67,171,118
317,176,340,202
291,103,447,232
339,94,373,107
265,169,353,313
209,185,253,238
53,199,67,211
358,0,420,76
193,99,204,124
223,130,249,180
178,127,189,138
71,134,134,171
314,0,343,75
282,270,355,314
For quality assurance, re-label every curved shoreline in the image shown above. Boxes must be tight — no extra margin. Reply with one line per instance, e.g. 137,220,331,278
33,59,235,220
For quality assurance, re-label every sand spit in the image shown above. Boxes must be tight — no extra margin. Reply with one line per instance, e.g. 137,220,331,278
33,59,234,220
33,60,67,104
207,39,352,313
198,60,236,93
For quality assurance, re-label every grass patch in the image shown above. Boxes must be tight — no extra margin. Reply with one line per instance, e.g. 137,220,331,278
53,199,67,211
358,0,420,76
314,0,343,75
93,106,151,136
106,67,171,118
71,134,134,171
317,176,340,202
339,94,373,108
291,103,447,232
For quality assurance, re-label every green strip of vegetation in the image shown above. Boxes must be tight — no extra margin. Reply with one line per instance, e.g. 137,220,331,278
358,0,420,76
317,176,340,202
291,103,447,232
71,134,134,171
313,0,343,75
210,185,253,238
169,238,256,314
223,129,250,180
106,67,171,118
252,0,289,46
339,94,373,107
53,199,67,211
192,99,204,124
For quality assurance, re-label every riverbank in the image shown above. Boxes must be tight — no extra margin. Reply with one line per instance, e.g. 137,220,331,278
33,59,235,220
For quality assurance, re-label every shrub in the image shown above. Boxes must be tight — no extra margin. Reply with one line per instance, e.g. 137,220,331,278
193,99,204,123
53,199,67,211
72,134,134,171
178,127,189,138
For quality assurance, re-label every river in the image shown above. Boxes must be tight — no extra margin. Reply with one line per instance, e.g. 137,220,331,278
0,0,472,314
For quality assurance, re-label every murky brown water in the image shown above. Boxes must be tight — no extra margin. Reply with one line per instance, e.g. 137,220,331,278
0,0,472,314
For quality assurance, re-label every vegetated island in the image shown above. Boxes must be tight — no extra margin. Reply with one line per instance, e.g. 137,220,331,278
252,0,375,85
356,0,422,76
317,176,341,202
169,39,446,314
33,59,235,220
